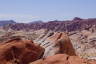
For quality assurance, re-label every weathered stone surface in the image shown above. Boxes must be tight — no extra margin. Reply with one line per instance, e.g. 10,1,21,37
69,30,96,59
30,54,96,64
35,31,76,58
0,38,44,64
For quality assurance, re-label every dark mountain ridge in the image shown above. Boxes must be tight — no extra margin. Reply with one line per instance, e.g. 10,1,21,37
0,20,16,26
2,17,96,32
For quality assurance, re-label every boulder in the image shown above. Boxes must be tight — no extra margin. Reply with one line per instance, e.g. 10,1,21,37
0,38,44,64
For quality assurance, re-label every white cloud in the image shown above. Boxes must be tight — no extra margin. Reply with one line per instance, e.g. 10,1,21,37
0,14,38,23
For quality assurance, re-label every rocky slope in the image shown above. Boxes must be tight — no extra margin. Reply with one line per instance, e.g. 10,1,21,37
0,31,95,64
0,29,46,43
69,30,96,59
35,31,76,57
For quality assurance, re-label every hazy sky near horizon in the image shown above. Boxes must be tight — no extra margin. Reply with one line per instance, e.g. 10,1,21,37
0,0,96,23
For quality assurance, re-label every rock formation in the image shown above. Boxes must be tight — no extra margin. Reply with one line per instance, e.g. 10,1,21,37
35,31,76,58
0,17,96,64
30,54,96,64
0,38,44,64
69,30,96,59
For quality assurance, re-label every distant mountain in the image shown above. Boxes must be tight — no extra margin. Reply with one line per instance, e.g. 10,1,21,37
2,17,96,32
72,17,83,21
29,20,43,24
0,20,16,26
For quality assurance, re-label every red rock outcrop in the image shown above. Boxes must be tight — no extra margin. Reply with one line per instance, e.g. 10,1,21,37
30,54,96,64
0,38,44,64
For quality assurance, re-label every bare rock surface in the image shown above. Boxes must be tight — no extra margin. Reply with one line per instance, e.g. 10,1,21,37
69,30,96,59
35,31,76,58
0,38,44,64
30,54,96,64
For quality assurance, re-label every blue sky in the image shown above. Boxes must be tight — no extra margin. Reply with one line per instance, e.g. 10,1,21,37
0,0,96,23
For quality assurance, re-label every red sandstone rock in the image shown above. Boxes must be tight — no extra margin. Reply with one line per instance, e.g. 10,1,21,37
0,38,44,64
58,32,76,55
30,54,96,64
